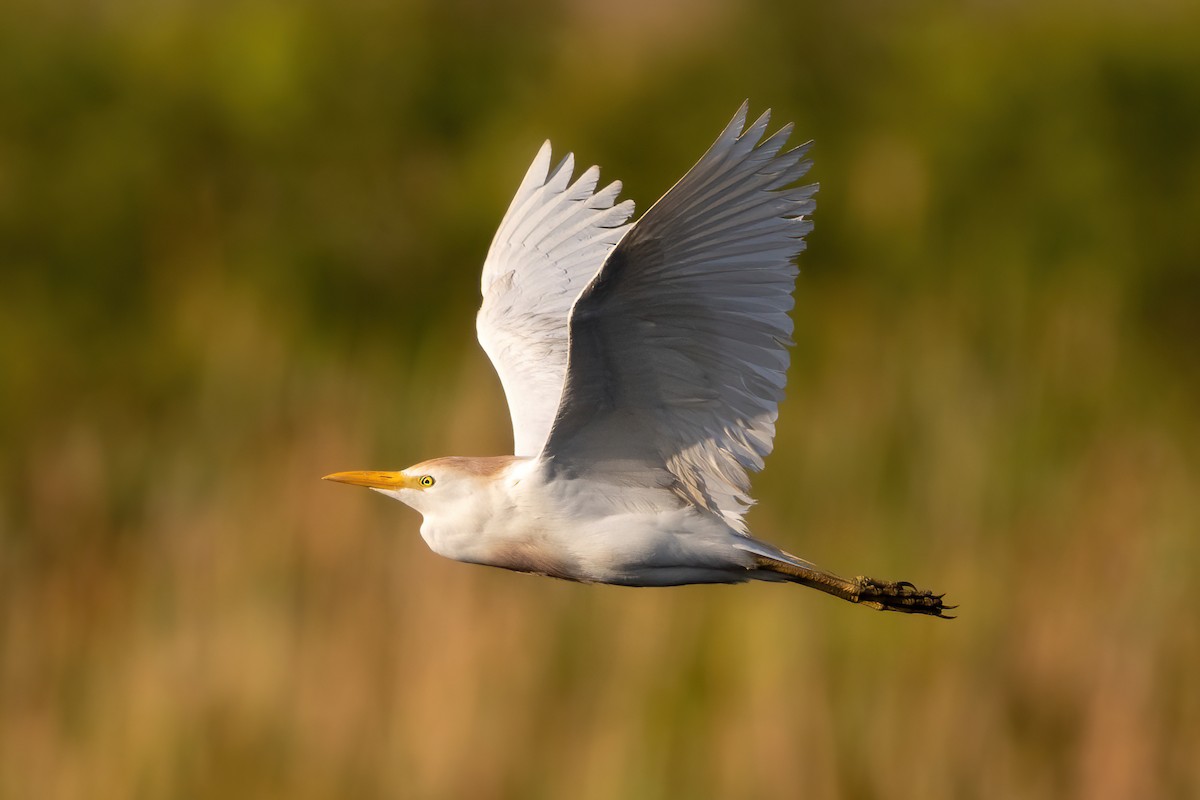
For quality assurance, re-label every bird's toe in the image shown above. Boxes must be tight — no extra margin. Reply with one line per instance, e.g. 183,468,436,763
854,575,953,618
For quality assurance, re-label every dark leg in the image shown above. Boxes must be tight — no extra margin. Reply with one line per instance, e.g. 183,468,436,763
755,556,954,618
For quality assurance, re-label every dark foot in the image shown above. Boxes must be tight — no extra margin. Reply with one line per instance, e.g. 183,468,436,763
852,576,955,618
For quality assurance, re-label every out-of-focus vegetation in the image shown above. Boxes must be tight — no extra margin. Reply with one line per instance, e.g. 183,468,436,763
2,0,1199,797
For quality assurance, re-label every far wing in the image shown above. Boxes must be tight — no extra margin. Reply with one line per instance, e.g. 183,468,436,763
477,142,634,456
542,103,816,532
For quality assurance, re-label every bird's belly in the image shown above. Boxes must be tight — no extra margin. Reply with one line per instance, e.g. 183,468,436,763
418,479,755,586
487,510,754,586
480,536,585,581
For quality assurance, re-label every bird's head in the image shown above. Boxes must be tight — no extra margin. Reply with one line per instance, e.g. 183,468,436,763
323,456,517,515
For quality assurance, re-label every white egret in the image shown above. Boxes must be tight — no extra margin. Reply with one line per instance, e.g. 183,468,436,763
326,103,950,616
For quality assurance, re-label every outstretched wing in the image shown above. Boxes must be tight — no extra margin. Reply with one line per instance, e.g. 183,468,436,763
477,142,634,456
542,103,817,532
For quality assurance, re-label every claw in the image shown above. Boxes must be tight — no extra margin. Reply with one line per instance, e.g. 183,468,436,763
853,575,954,618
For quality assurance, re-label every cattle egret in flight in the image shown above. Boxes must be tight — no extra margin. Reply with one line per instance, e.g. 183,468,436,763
326,103,951,617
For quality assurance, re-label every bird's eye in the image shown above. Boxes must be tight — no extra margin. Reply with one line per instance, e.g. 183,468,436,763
418,475,435,488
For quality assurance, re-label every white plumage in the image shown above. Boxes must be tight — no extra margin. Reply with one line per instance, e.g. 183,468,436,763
477,142,634,457
326,103,951,616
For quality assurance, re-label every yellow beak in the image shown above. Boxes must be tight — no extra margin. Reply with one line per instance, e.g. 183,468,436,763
322,470,417,490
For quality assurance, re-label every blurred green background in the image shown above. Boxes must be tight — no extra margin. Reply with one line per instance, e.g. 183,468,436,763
3,0,1199,797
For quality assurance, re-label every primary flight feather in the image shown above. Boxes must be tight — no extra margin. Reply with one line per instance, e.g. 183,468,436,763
326,102,951,616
